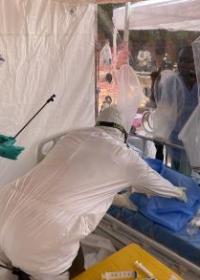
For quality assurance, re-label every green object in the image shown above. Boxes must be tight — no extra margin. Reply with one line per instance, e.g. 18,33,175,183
0,134,16,145
0,134,25,160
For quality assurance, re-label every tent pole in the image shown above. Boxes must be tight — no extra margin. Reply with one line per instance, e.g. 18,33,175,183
95,5,99,120
124,2,130,43
124,2,130,64
113,26,117,69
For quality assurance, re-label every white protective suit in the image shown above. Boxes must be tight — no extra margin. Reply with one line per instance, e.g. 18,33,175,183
0,63,186,279
99,41,112,66
0,106,186,280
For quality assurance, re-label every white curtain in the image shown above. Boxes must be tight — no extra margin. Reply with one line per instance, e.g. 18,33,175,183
0,0,95,186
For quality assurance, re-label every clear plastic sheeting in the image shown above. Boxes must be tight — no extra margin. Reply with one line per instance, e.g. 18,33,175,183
193,36,200,101
178,38,200,171
113,0,200,31
179,105,200,172
115,65,143,132
81,233,116,269
0,1,95,185
150,70,178,140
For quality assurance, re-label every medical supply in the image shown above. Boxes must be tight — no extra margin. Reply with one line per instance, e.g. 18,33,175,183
134,261,156,280
102,271,135,279
73,244,183,280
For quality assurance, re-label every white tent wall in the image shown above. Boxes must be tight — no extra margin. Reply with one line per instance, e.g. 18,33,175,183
113,0,200,31
0,1,95,186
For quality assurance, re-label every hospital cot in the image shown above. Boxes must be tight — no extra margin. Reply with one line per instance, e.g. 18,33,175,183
38,132,200,280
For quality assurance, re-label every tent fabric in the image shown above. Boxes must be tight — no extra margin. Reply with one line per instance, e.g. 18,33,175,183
113,0,200,31
0,1,95,186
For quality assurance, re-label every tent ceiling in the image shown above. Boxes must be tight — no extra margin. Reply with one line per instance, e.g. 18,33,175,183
97,0,139,3
113,0,200,31
55,0,140,4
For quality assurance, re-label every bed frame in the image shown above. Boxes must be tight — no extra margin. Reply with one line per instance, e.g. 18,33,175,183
96,214,200,280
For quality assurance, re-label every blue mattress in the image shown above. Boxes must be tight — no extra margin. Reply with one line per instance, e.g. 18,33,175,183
108,206,200,266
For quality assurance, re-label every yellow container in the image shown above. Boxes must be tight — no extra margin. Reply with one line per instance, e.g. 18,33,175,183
73,244,183,280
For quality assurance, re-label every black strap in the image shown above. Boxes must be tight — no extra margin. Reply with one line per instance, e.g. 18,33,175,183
0,263,12,271
0,264,30,280
96,121,128,143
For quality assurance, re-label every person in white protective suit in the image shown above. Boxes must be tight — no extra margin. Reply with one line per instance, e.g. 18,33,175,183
0,68,187,280
100,39,112,67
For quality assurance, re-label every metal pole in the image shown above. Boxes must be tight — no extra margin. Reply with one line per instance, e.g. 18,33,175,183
94,5,99,120
113,26,118,69
123,2,130,65
14,95,56,139
123,2,130,44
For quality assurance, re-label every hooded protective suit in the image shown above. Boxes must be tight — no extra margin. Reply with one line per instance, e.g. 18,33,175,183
0,105,186,280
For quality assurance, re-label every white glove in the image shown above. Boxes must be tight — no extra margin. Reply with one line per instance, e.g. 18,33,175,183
113,193,138,211
176,187,187,203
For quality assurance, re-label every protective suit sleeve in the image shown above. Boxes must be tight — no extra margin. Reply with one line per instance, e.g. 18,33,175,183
125,149,185,200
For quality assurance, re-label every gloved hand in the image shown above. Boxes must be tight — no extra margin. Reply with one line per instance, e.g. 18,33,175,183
113,193,138,211
0,134,16,145
0,134,24,159
177,187,187,203
0,144,24,160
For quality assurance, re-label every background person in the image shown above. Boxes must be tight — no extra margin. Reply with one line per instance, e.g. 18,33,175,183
153,46,198,174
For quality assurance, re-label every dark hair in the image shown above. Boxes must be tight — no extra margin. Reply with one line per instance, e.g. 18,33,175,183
105,95,112,104
178,46,194,63
178,46,196,88
105,73,112,84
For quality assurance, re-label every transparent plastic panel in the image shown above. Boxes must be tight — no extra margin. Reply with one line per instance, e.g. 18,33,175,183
179,105,200,171
97,3,144,133
109,1,200,176
192,36,200,101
